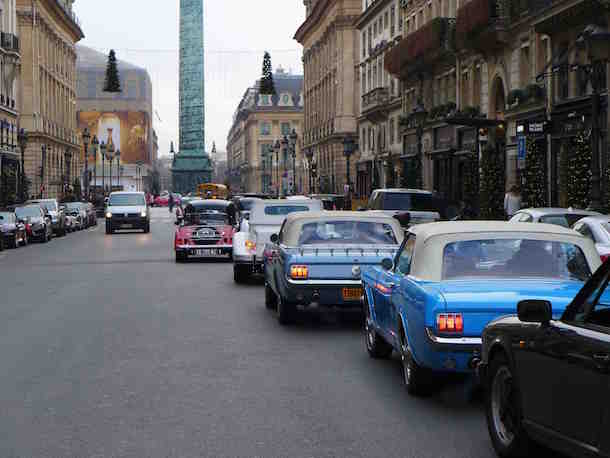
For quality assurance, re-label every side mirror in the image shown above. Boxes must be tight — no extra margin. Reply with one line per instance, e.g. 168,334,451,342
270,233,279,244
393,212,411,227
381,258,393,271
517,300,552,324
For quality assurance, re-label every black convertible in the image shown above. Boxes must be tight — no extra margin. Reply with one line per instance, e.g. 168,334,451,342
479,259,610,458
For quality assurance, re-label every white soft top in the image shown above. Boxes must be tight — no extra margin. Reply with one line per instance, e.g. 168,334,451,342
249,199,322,224
407,221,601,281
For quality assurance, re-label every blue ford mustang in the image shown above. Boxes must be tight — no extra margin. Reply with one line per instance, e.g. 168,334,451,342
264,211,404,325
361,221,601,395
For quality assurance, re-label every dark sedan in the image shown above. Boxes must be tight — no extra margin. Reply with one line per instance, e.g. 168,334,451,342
0,211,28,249
15,205,53,243
479,260,610,458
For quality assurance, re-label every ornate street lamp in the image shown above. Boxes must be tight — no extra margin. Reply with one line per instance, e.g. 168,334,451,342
273,139,281,197
305,147,314,194
343,135,357,198
82,127,90,197
18,128,27,202
289,129,298,195
91,134,99,196
100,141,107,194
107,141,115,191
281,135,289,196
40,144,47,198
116,149,121,189
411,99,428,189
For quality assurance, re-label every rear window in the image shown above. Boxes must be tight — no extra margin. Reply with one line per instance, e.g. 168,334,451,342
382,193,436,211
442,239,591,281
298,220,397,245
540,214,591,228
264,205,309,216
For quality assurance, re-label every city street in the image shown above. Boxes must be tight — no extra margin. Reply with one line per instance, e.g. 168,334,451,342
0,208,494,458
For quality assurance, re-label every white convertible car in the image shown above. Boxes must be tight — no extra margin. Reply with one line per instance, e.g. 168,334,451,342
232,198,322,283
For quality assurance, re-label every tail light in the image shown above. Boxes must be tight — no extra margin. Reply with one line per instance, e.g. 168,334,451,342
290,265,309,280
437,313,463,333
245,240,256,251
602,254,610,263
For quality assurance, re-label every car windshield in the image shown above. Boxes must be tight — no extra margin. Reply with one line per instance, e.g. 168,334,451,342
64,203,81,210
184,210,228,226
30,201,57,212
382,193,436,211
298,220,397,245
264,205,309,216
15,206,41,218
442,239,591,281
0,212,14,222
539,214,591,227
108,194,146,206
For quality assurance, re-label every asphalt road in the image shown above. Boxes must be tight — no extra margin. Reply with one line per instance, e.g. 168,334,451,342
0,208,496,458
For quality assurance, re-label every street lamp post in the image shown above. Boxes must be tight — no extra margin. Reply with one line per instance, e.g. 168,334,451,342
82,127,90,198
18,128,27,202
116,150,121,190
281,136,289,196
107,142,115,191
40,144,47,198
289,129,298,195
273,139,281,197
91,135,99,197
343,136,357,208
412,99,428,189
305,148,313,194
100,141,107,194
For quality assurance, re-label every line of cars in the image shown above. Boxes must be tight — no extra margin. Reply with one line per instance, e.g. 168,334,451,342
0,198,96,251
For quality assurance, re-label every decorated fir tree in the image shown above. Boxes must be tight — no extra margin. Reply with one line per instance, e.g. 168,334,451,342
479,146,505,219
259,52,275,95
522,138,547,208
462,153,479,215
566,130,592,209
103,49,122,93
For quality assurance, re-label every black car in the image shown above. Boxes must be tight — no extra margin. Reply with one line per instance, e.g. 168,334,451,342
15,205,53,243
479,260,610,458
0,211,28,249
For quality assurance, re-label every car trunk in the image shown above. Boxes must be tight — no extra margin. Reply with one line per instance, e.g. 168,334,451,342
437,279,585,336
287,245,398,280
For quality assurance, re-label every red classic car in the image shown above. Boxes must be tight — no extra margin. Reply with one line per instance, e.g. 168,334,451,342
154,192,182,207
174,199,236,262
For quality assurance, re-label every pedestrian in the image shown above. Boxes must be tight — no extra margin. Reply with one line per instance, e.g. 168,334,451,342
504,185,522,219
169,193,175,213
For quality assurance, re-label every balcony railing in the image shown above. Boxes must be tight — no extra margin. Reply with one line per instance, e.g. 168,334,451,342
362,87,389,112
385,17,456,80
456,0,508,52
1,33,19,54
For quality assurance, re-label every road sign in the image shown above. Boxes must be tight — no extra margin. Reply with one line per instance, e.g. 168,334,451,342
517,136,526,169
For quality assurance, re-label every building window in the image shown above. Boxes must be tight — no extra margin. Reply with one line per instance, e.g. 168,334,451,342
418,10,424,28
362,69,367,95
427,3,433,22
390,6,396,35
520,45,530,87
398,9,403,30
461,71,470,107
390,78,395,96
281,122,291,136
389,118,395,144
362,31,367,57
373,21,377,37
260,121,271,135
368,26,372,50
406,19,410,34
362,127,367,151
384,11,389,29
473,65,481,108
260,94,271,106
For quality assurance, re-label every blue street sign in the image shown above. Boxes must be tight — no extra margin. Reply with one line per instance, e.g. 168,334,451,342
517,136,526,170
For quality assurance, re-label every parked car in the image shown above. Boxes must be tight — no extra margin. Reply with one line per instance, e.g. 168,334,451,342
309,194,346,210
232,198,323,283
0,211,28,248
361,221,600,396
105,192,150,234
174,199,236,262
154,192,182,207
64,213,77,232
264,211,404,324
509,207,601,227
27,199,66,236
63,202,87,230
15,205,53,243
479,259,610,458
571,215,610,262
365,189,443,226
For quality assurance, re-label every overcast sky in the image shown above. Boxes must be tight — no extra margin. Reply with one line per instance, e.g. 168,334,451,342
73,1,305,159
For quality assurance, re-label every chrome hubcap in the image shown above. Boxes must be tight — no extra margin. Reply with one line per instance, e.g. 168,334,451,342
491,366,517,447
365,319,375,348
401,346,410,384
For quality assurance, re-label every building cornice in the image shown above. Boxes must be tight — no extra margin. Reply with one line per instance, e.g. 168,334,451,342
355,0,392,30
295,0,333,43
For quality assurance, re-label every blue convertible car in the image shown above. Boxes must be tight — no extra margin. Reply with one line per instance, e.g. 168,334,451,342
361,221,601,395
264,211,403,324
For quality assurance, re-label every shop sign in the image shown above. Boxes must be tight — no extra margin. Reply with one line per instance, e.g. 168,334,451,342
516,120,552,136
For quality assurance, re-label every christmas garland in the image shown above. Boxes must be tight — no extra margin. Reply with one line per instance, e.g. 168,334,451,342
566,129,592,209
479,146,505,219
522,138,547,208
462,152,479,214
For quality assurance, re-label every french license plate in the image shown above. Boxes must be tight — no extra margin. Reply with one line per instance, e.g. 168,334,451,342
342,287,363,301
121,224,132,228
192,248,219,257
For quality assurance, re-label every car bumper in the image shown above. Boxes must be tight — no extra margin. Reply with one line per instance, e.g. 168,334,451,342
417,328,482,373
176,244,232,257
284,278,364,308
107,217,148,228
233,255,264,273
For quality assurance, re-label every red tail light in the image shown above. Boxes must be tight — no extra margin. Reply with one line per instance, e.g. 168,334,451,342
290,265,309,280
601,254,610,263
437,313,463,333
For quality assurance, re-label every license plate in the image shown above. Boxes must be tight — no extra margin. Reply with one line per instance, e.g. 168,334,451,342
121,224,132,228
342,287,363,301
192,249,219,257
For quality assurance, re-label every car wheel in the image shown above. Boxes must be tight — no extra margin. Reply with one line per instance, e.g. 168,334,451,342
276,296,296,325
0,237,4,251
400,341,429,396
42,228,49,243
233,265,248,284
265,283,278,310
486,354,531,458
105,223,113,235
175,251,187,263
364,299,392,359
11,233,18,249
144,223,150,233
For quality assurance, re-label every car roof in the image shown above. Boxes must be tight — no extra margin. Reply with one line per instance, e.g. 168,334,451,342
518,208,602,217
576,215,610,224
284,211,394,222
188,199,231,207
409,221,580,240
373,188,433,195
110,191,145,196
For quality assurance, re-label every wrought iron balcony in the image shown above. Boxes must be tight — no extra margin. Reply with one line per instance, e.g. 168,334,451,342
456,0,508,52
385,17,456,80
1,33,19,54
361,87,390,122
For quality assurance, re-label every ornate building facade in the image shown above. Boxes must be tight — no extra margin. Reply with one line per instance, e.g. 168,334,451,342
226,69,304,195
17,0,83,199
295,0,361,195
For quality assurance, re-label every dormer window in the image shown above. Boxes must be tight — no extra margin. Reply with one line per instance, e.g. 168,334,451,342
279,93,293,107
259,94,272,106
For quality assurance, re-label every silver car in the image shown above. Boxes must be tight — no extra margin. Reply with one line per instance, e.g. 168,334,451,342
572,215,610,262
509,207,601,227
105,192,150,235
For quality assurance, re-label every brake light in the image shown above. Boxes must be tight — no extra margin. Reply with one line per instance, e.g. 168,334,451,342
290,265,309,280
602,254,610,263
437,313,463,333
245,240,256,251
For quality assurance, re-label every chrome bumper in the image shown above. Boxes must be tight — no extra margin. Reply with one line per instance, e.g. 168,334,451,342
425,328,482,351
177,244,232,250
286,278,362,286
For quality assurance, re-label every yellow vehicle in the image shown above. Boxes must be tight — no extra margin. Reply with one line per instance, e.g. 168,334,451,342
197,183,229,200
